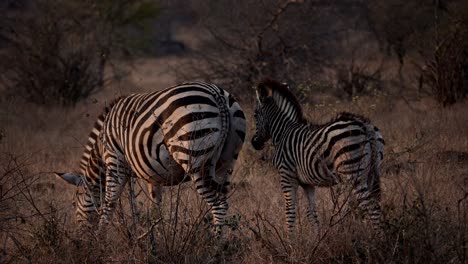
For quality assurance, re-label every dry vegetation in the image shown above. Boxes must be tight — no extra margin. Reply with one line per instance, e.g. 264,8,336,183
0,0,467,263
0,70,467,262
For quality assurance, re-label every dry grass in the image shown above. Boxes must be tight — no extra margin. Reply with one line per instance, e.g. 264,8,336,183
0,58,467,263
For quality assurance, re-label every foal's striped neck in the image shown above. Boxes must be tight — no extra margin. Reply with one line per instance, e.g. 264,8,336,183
258,79,307,124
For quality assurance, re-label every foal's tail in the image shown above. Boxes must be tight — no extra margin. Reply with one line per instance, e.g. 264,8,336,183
366,124,385,199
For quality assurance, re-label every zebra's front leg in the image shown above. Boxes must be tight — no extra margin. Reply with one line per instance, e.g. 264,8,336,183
279,171,299,238
303,185,320,231
192,168,228,236
98,159,129,231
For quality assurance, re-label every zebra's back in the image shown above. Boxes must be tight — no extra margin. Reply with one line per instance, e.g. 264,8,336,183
287,112,384,186
101,82,243,186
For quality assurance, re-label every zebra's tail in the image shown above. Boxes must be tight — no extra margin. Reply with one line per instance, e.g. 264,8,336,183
363,123,385,236
209,86,231,167
366,124,385,200
365,123,384,199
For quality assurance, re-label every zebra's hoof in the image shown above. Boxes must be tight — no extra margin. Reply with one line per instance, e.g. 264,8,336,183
211,225,224,238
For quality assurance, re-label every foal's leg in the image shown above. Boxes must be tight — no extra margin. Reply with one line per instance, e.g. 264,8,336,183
303,185,320,231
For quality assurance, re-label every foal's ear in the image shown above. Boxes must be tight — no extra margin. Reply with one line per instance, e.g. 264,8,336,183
54,172,84,186
256,83,272,104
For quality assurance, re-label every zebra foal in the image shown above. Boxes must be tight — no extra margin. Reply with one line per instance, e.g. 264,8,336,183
55,82,246,234
251,79,385,236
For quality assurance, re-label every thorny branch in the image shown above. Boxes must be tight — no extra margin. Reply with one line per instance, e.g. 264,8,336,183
256,0,304,54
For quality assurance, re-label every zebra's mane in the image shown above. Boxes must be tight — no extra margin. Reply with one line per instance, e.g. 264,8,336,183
330,112,370,124
90,96,126,134
79,96,126,172
91,95,126,141
102,96,126,116
257,79,307,123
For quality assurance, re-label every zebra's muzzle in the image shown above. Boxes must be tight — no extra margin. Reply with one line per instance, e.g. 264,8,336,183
251,136,265,150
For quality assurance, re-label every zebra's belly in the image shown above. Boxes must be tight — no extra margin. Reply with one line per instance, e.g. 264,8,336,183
129,153,186,186
126,134,187,186
145,154,186,186
301,172,338,187
298,161,339,187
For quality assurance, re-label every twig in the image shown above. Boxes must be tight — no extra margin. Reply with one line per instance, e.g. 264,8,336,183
137,218,162,241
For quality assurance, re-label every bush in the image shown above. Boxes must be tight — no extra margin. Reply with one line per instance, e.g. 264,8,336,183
178,0,340,100
335,53,383,98
0,0,159,106
418,22,468,106
365,0,468,105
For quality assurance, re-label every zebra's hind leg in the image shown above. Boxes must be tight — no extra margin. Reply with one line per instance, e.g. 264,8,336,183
146,184,162,257
353,178,384,237
191,167,228,236
148,184,163,218
279,169,299,239
303,185,320,232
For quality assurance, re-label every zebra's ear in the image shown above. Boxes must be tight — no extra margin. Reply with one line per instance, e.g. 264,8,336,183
54,172,84,186
256,84,272,103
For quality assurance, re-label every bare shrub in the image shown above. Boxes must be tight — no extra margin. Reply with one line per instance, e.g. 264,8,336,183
366,0,433,64
417,23,468,106
335,55,383,98
0,0,159,106
0,151,226,263
242,163,467,263
365,0,468,104
0,153,36,235
0,153,68,263
177,0,340,100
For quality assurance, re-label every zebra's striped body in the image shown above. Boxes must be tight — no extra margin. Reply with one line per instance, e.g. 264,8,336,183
251,79,384,235
56,82,246,231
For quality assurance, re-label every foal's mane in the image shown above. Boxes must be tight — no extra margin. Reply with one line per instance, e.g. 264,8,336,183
257,78,307,123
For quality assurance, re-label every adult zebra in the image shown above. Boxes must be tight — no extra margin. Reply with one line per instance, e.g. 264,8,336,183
55,82,246,233
251,79,384,236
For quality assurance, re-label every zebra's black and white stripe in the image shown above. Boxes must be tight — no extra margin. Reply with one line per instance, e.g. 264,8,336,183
251,79,384,235
55,82,246,231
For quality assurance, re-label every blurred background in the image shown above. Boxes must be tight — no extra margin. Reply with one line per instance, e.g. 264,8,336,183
1,0,467,106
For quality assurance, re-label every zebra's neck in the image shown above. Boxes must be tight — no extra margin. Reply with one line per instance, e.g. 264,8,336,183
265,102,303,146
79,114,108,186
271,91,304,123
79,97,124,184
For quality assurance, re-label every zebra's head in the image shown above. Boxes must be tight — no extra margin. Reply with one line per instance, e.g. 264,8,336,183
55,172,100,225
251,81,274,150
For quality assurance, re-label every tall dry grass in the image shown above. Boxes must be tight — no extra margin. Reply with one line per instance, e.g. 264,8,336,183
0,59,467,263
